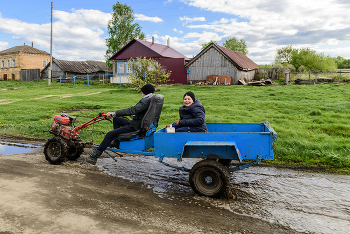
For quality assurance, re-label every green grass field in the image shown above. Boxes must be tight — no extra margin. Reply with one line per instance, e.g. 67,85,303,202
1,80,349,173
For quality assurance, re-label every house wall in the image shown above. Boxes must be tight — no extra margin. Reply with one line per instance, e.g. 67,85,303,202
187,47,256,84
158,58,187,84
41,62,64,79
0,52,50,81
110,58,188,84
111,61,132,83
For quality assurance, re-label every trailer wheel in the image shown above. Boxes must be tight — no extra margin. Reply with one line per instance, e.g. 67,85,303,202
66,146,84,161
189,159,230,198
218,159,232,167
44,137,67,165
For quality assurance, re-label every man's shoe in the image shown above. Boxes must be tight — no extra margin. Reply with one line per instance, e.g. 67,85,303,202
80,154,97,165
80,148,102,165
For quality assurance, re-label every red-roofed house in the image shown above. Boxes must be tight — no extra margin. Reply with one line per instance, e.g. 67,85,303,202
185,43,259,84
109,38,190,84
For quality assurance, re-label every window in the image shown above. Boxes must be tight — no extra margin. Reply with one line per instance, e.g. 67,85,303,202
126,61,132,74
117,61,124,74
12,59,15,67
7,60,9,67
43,60,47,68
1,60,3,68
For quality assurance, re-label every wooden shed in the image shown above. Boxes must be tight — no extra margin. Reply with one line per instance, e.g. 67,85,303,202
109,38,190,84
41,59,111,79
185,43,259,84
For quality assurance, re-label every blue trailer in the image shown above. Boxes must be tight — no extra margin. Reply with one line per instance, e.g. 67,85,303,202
44,94,277,197
106,121,277,197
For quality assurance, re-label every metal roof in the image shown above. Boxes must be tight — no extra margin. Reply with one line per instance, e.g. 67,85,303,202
185,43,259,71
0,45,49,55
52,59,111,73
109,38,190,61
216,44,259,70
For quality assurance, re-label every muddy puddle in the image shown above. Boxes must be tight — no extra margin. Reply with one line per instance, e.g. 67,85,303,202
0,140,43,155
97,156,350,234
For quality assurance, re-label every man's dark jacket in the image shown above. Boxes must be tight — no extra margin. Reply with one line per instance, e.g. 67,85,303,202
178,99,207,132
114,95,152,130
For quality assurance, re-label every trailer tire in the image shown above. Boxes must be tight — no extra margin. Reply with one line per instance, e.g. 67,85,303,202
218,159,232,167
44,137,67,165
67,146,84,161
189,159,230,198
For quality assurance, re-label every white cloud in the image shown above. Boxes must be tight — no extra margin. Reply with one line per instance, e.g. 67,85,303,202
54,9,110,29
135,14,163,23
160,35,201,57
179,0,350,63
0,41,9,50
180,16,205,26
0,9,109,61
173,28,183,34
180,16,206,22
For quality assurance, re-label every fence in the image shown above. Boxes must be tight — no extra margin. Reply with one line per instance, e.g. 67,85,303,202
21,69,40,81
290,71,350,83
256,69,350,83
52,74,114,86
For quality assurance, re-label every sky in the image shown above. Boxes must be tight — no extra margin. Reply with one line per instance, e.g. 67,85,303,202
0,0,349,64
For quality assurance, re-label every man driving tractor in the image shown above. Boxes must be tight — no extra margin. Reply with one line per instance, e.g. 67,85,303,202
81,84,155,165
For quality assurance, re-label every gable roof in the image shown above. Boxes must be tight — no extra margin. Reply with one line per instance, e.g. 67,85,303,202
44,59,111,74
109,38,190,61
0,45,49,55
185,43,259,71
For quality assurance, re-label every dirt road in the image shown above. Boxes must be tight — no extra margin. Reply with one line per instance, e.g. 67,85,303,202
0,147,298,234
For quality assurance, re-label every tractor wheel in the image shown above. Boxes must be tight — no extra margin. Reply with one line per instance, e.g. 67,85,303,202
44,137,68,165
66,146,84,161
189,159,231,198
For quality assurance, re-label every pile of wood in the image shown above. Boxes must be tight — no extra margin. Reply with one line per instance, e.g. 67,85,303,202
238,79,272,86
206,75,232,85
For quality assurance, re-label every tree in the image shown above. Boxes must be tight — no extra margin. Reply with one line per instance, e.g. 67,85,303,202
127,57,171,92
201,40,217,50
335,56,350,69
223,37,248,55
275,46,294,64
105,2,146,68
290,48,337,72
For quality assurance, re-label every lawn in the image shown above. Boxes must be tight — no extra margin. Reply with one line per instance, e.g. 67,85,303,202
1,80,349,173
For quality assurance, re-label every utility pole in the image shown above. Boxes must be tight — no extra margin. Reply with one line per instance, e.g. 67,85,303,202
48,2,53,85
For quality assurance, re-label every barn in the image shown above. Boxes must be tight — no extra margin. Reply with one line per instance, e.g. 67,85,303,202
185,43,259,84
41,59,111,79
109,38,190,84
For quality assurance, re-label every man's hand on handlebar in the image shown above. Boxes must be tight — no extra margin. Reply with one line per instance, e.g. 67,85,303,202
106,112,114,118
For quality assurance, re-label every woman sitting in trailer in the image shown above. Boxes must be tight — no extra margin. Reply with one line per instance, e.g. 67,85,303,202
171,91,207,132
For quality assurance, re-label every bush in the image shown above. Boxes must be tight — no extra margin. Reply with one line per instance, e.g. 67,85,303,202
127,57,171,92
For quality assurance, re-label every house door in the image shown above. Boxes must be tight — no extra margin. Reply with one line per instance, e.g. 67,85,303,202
3,74,7,81
12,74,15,80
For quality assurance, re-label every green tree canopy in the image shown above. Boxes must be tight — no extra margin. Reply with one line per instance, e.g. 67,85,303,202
290,48,337,72
223,37,248,55
201,40,217,50
275,45,293,64
335,56,350,69
105,2,146,68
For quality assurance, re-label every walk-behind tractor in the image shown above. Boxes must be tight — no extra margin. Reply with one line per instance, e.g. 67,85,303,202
44,94,277,198
43,112,109,165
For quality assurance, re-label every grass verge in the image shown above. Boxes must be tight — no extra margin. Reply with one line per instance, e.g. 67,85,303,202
0,80,349,173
